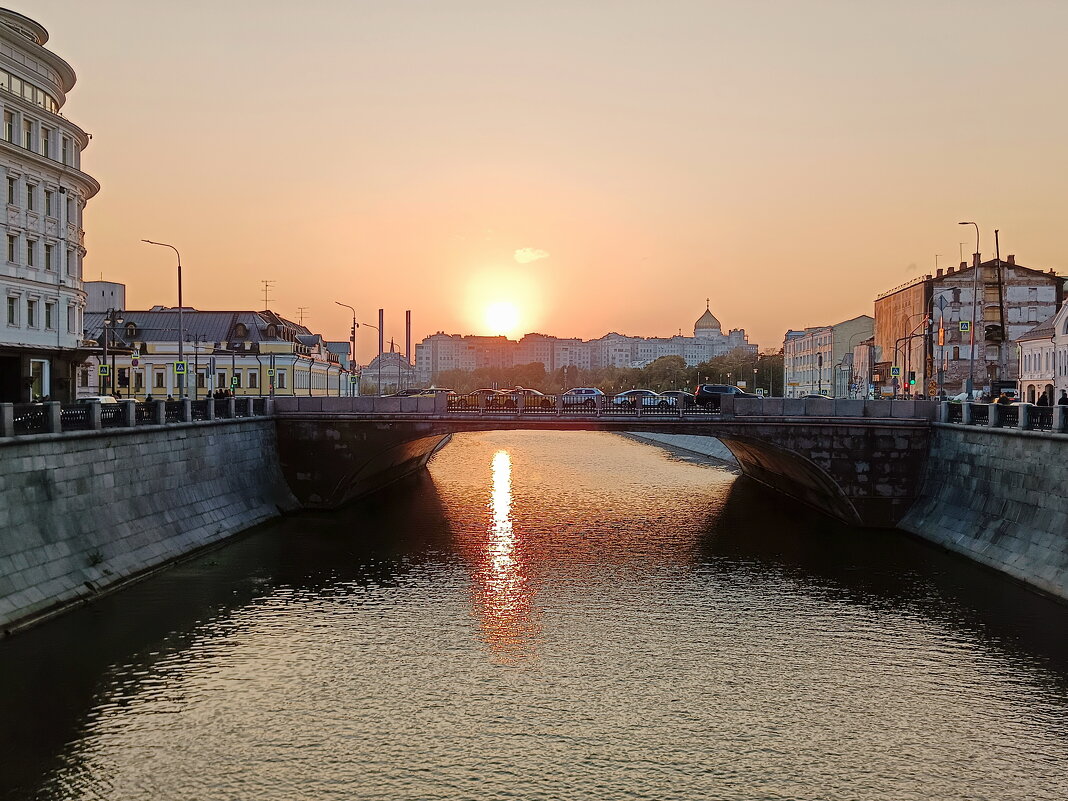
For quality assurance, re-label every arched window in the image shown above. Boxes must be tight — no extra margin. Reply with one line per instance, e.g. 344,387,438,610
234,322,248,338
124,322,137,337
266,324,277,338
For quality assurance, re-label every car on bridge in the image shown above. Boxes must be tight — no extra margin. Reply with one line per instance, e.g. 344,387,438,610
611,389,677,408
661,390,696,407
694,384,758,408
561,387,604,408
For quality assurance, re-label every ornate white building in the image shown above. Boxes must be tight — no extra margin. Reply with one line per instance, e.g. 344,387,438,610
0,7,98,402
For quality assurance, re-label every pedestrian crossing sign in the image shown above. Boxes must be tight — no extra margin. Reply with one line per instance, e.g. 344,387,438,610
890,366,901,377
959,321,971,332
97,365,109,377
174,361,188,374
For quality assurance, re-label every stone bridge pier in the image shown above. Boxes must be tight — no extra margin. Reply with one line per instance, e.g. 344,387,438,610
273,397,935,528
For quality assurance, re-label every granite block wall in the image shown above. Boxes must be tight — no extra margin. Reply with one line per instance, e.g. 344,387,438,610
0,420,297,633
900,424,1068,600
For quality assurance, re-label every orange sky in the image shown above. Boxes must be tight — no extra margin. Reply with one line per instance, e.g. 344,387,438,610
21,0,1068,360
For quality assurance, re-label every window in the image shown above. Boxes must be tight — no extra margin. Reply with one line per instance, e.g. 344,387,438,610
39,126,49,157
44,301,54,329
217,371,226,388
154,371,165,389
6,176,15,205
3,111,12,142
44,244,53,271
134,371,145,391
6,296,17,325
25,239,35,267
6,234,16,262
44,189,53,216
248,370,259,389
67,304,75,333
26,298,36,327
196,371,206,388
79,368,89,388
61,137,70,165
25,184,33,211
952,346,960,361
277,369,287,389
22,119,31,149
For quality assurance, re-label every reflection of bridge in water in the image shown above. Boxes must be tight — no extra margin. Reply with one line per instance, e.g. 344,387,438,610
273,395,939,528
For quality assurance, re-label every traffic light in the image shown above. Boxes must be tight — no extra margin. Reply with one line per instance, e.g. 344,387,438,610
908,371,916,386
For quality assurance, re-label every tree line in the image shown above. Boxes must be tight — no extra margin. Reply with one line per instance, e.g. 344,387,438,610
431,349,784,396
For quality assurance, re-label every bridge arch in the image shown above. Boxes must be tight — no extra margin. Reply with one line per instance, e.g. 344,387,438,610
274,411,930,528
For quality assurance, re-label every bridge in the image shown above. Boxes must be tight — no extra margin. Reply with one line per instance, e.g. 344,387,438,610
272,395,945,528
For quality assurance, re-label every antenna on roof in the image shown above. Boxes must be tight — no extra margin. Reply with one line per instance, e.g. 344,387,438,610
297,306,309,326
261,279,276,310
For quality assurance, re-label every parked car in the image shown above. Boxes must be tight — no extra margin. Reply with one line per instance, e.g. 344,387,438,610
469,388,506,397
562,387,605,408
611,389,677,408
661,390,696,407
411,387,456,397
694,384,758,407
78,395,119,404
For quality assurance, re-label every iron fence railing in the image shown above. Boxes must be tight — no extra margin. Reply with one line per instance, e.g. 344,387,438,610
2,399,272,438
136,402,156,425
59,404,92,431
13,403,47,435
947,404,963,423
164,401,183,423
1031,406,1054,431
998,405,1019,428
101,404,126,428
969,403,989,426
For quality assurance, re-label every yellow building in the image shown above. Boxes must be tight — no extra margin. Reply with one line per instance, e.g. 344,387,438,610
80,308,349,399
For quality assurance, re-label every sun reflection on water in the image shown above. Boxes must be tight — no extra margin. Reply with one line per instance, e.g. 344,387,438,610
473,449,539,662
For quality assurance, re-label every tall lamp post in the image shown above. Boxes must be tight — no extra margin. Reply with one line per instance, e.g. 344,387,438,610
959,221,980,398
334,301,358,396
102,309,123,396
142,240,185,396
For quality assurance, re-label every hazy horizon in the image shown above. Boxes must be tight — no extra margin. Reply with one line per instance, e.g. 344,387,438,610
19,0,1068,359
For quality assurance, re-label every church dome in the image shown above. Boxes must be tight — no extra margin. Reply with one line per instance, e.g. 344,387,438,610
694,302,721,332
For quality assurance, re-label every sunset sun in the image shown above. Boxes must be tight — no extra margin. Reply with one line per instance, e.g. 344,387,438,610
484,301,520,336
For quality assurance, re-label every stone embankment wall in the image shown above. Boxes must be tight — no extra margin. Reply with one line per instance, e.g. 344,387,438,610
899,424,1067,601
0,419,296,633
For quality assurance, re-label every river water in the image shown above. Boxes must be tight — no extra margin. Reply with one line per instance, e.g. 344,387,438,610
2,431,1067,800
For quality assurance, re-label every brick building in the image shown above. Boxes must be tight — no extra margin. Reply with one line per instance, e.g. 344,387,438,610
873,255,1064,397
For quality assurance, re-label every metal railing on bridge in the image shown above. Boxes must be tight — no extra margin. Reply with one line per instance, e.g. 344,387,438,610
0,397,275,439
445,392,724,418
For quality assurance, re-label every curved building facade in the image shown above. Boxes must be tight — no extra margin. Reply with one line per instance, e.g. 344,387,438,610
0,7,99,402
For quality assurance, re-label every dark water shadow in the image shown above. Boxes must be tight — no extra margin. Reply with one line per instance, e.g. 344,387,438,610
702,477,1068,681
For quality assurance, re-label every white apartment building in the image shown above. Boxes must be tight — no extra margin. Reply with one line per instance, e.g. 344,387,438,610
0,8,98,402
1017,304,1068,404
783,315,874,397
414,303,757,384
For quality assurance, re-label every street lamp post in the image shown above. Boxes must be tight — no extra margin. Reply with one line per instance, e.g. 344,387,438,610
102,309,123,396
141,240,185,396
334,301,358,396
959,221,980,398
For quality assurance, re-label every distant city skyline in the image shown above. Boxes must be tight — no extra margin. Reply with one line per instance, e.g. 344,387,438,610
16,0,1068,361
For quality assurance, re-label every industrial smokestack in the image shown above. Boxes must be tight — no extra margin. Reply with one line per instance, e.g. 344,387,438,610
405,310,411,364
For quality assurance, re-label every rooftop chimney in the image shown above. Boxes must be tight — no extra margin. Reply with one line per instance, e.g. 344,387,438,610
960,261,968,270
936,268,943,278
1007,254,1015,266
